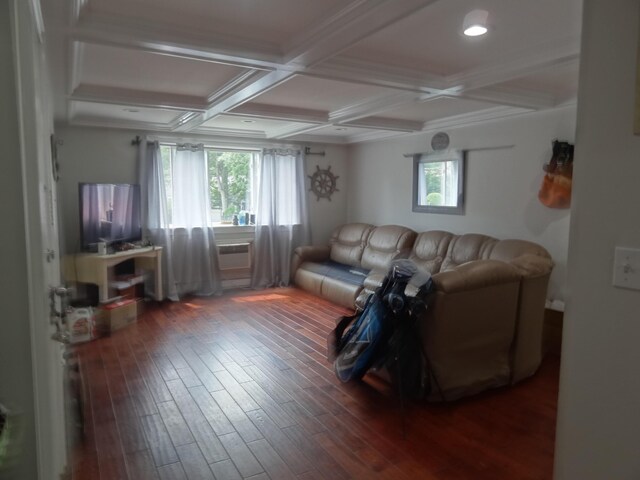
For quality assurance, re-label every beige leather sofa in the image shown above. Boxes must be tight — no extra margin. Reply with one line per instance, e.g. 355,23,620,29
291,223,554,400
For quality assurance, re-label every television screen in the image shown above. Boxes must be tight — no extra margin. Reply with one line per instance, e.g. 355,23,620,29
79,183,142,250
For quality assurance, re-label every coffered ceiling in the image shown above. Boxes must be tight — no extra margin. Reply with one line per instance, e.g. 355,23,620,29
42,0,582,144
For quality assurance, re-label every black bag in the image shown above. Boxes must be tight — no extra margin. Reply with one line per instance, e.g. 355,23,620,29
328,260,434,390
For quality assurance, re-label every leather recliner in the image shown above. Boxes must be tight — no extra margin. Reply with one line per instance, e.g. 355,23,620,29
291,224,554,401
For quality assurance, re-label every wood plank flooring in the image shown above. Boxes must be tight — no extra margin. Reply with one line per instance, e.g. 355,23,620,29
70,288,560,480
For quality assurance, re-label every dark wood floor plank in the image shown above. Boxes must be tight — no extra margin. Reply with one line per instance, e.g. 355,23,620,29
157,462,188,480
213,369,261,412
140,413,179,467
165,379,229,464
112,395,148,454
210,389,263,443
217,432,264,478
175,443,216,480
246,409,313,475
208,459,243,480
188,385,235,436
156,400,195,447
246,438,297,480
242,365,293,404
282,424,350,480
125,449,160,480
241,381,296,428
71,288,559,480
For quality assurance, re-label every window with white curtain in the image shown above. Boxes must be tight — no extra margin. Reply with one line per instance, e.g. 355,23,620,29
160,145,258,226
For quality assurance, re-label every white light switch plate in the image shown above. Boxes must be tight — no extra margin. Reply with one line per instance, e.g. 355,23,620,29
613,247,640,290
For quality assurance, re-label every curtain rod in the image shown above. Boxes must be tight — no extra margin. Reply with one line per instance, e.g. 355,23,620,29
403,144,515,157
304,146,325,156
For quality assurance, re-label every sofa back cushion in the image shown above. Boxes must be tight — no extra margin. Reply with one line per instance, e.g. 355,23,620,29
361,225,417,271
329,223,374,267
408,230,454,274
441,233,498,271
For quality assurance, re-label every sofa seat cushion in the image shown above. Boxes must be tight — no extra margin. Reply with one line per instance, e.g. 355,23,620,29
295,260,368,309
299,260,369,286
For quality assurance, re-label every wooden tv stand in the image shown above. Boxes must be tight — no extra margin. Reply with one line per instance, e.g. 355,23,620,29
65,246,163,303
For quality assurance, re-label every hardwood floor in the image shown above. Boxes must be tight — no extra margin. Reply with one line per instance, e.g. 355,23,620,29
70,288,560,480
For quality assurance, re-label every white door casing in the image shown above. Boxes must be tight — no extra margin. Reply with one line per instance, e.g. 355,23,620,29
11,0,68,477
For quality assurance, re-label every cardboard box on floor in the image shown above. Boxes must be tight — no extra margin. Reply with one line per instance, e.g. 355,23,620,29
95,298,138,335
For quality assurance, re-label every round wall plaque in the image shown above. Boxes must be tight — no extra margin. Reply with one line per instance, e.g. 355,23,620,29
431,132,450,151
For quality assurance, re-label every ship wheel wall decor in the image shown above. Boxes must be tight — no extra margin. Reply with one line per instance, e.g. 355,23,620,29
308,165,339,201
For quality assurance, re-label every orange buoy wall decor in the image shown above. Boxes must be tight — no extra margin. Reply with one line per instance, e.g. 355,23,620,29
538,140,574,209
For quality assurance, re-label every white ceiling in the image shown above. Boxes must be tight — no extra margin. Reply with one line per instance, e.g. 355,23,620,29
42,0,582,144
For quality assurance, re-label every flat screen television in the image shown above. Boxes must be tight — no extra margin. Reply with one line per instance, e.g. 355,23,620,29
79,183,142,250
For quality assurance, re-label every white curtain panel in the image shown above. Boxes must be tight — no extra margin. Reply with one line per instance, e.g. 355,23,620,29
140,141,222,300
140,140,178,300
251,148,310,288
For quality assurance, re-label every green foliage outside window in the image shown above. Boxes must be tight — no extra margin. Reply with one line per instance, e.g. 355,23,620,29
207,151,251,221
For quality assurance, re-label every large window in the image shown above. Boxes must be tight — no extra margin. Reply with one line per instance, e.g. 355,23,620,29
160,145,257,225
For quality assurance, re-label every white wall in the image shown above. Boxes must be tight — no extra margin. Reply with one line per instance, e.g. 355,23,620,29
347,106,576,302
554,0,640,478
55,126,348,253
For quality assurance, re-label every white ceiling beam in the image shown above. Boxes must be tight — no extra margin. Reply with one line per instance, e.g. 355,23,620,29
284,0,440,67
191,126,267,139
458,86,557,110
71,85,206,111
329,91,420,124
176,70,295,131
206,70,268,105
67,20,285,71
183,0,443,132
347,129,405,144
306,56,447,93
340,116,424,132
228,103,328,124
421,106,532,132
270,123,332,140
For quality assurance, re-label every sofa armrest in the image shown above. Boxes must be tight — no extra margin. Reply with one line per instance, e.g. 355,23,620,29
291,245,331,279
423,259,522,401
509,254,554,278
432,259,520,294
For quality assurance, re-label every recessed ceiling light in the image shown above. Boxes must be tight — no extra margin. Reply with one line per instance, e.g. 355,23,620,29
463,9,489,37
335,127,347,131
123,108,140,113
242,119,256,123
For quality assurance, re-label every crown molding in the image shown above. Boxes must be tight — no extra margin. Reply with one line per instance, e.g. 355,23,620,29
71,85,206,112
